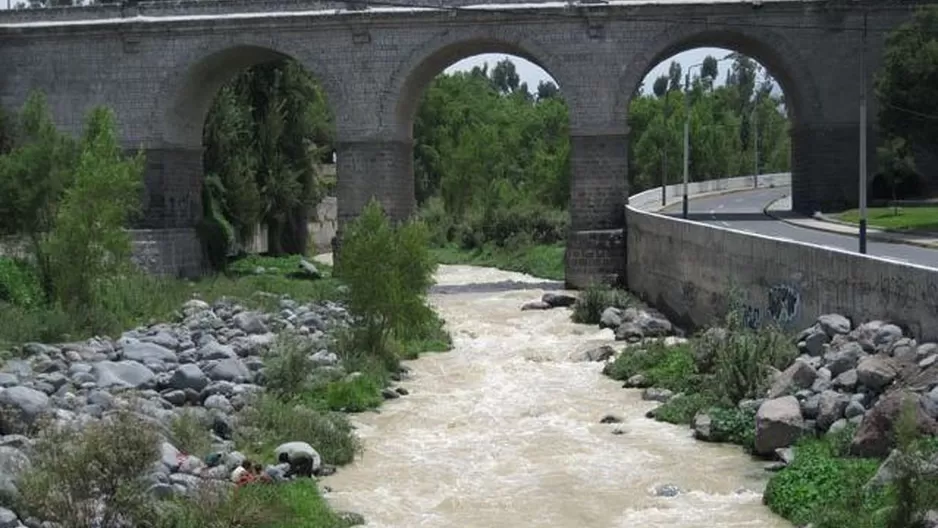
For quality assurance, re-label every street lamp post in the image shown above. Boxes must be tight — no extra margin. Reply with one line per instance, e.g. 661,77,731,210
858,10,869,254
682,53,734,219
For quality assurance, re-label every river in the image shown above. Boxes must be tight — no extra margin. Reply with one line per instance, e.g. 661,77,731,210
317,260,791,528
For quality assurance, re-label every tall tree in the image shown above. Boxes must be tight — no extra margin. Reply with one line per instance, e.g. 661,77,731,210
491,58,521,95
668,61,683,93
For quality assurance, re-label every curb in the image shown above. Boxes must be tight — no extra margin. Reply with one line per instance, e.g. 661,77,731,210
762,197,938,250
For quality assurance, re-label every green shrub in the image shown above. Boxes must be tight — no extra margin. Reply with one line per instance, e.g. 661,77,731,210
262,332,317,399
709,323,796,404
571,284,634,325
604,341,698,393
43,107,144,310
17,411,162,527
236,393,361,465
0,258,42,308
322,372,385,413
168,410,214,458
653,392,717,425
763,435,885,527
707,406,757,449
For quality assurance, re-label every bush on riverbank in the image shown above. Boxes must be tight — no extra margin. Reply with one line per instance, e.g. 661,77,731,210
571,284,635,325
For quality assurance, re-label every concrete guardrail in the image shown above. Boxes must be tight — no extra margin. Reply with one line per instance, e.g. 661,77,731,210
624,173,938,341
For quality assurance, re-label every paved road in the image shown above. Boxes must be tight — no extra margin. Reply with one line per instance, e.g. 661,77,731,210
660,186,938,269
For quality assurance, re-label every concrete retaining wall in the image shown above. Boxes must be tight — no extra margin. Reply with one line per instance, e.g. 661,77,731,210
625,175,938,341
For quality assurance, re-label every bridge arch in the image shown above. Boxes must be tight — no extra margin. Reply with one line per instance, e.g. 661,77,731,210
155,41,342,148
618,24,822,127
382,30,572,139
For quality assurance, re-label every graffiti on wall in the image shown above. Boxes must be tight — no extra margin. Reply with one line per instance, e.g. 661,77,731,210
739,283,802,329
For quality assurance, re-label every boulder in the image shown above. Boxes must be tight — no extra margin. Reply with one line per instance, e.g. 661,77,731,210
122,341,177,364
572,345,616,363
754,396,805,455
599,308,623,330
641,388,673,403
0,387,51,433
825,342,865,377
205,359,251,383
856,355,898,392
801,329,829,357
521,301,551,311
91,361,156,390
816,390,850,432
832,368,858,391
615,322,644,342
767,360,818,399
542,293,576,308
232,312,269,335
168,364,209,392
850,390,938,458
692,413,713,441
817,314,851,337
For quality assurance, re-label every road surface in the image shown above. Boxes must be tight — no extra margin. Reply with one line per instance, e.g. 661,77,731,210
660,186,938,269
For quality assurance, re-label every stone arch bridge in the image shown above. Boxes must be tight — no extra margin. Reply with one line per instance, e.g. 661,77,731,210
0,0,923,286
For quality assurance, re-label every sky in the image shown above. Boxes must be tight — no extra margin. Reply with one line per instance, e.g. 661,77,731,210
446,48,738,95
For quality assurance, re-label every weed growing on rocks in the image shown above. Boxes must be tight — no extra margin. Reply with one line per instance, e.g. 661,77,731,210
571,284,634,325
16,411,162,527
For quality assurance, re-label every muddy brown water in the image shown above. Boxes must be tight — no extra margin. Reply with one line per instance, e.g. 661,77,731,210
315,257,791,528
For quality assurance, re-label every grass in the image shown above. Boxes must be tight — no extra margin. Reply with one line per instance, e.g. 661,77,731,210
429,243,565,280
603,341,699,393
763,429,888,528
838,206,938,233
0,255,344,347
571,284,635,325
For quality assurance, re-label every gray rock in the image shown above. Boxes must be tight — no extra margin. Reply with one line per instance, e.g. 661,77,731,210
624,374,649,388
298,259,321,279
615,322,644,342
818,314,851,337
141,331,180,351
856,355,897,392
599,307,623,330
336,511,366,526
123,341,177,364
86,390,115,409
0,386,51,432
692,413,712,441
642,388,674,403
918,343,938,359
206,359,251,383
845,400,866,419
204,394,233,414
311,350,339,367
755,396,806,455
802,329,829,357
161,442,181,471
767,360,818,399
920,355,938,369
0,507,17,528
572,345,615,362
91,361,156,389
811,368,833,393
653,484,681,497
169,364,209,392
521,301,551,311
832,368,858,391
800,394,821,420
817,390,850,432
828,418,849,435
873,324,904,350
0,446,31,503
542,293,576,308
825,342,865,377
197,341,237,361
0,375,17,389
162,390,187,406
232,312,269,335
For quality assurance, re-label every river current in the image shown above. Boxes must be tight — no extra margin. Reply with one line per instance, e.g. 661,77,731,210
317,260,791,528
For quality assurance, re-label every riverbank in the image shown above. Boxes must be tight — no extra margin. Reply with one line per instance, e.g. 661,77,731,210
429,243,565,281
0,247,451,527
589,298,938,528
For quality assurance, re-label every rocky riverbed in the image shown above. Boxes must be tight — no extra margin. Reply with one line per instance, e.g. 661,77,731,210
0,294,376,527
576,301,938,524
